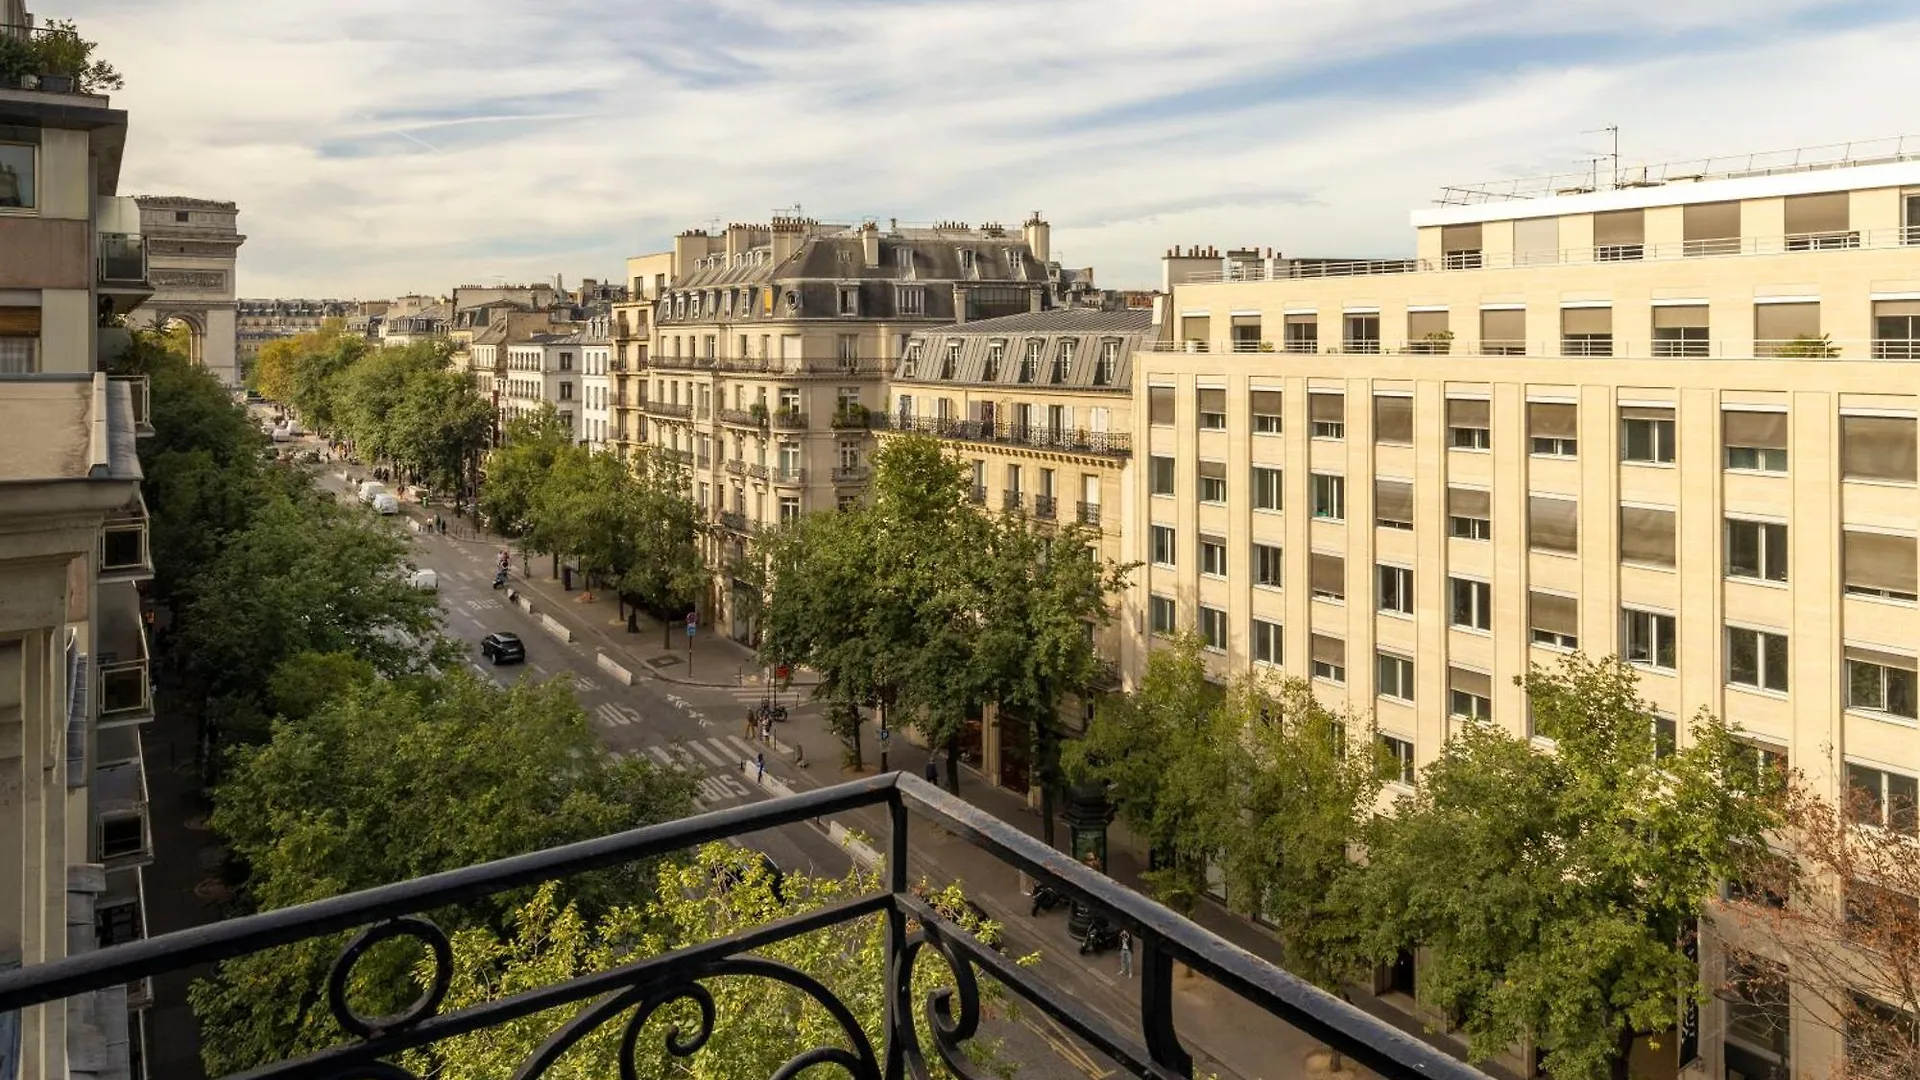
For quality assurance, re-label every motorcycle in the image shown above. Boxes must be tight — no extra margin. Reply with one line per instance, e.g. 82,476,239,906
758,701,789,724
1030,882,1069,917
492,568,509,590
1078,917,1121,956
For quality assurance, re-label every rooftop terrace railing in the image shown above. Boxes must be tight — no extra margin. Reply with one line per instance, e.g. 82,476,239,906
0,773,1490,1080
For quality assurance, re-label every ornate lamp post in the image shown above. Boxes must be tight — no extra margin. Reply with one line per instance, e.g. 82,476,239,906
1064,782,1114,939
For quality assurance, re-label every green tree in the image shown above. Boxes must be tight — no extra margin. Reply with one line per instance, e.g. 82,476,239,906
401,846,1026,1080
1342,655,1781,1080
619,446,710,646
385,364,493,495
480,405,574,544
284,329,368,436
756,509,879,768
190,666,699,1075
330,341,452,467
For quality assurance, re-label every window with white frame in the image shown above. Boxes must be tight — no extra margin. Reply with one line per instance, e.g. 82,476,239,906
1378,564,1414,615
1623,608,1677,671
1376,653,1415,702
1447,398,1490,449
1529,590,1578,649
1199,606,1228,651
1198,461,1227,504
1842,529,1918,601
1528,402,1578,456
1252,619,1282,666
1311,634,1345,683
1728,626,1790,693
898,286,925,316
1149,595,1177,636
1094,340,1119,386
1199,535,1227,577
1449,667,1492,723
1150,525,1176,566
1449,487,1492,541
1309,392,1345,438
1251,389,1282,433
1149,455,1176,496
1846,646,1917,720
1253,543,1282,588
1723,410,1788,472
1450,577,1491,631
1252,466,1282,511
1727,519,1789,583
1197,387,1227,430
1311,474,1345,520
1846,763,1919,834
1377,733,1415,785
1621,406,1676,464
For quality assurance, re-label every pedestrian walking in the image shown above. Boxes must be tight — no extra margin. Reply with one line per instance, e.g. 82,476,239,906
925,758,939,786
1118,929,1133,978
744,709,756,739
761,718,772,743
755,751,766,783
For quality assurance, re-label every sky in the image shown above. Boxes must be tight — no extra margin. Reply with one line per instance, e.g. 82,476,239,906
58,0,1920,298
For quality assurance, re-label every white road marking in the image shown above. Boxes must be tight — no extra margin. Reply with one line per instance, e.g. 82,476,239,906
697,774,752,803
530,663,548,675
645,746,676,768
671,745,700,768
594,702,641,728
727,736,762,759
686,740,725,767
574,676,599,693
465,599,501,612
708,737,743,763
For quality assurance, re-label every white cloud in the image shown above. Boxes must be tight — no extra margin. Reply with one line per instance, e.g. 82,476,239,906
51,0,1920,295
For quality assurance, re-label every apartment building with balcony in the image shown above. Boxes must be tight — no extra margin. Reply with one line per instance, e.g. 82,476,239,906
581,313,613,451
637,214,1094,641
234,298,352,370
1136,137,1920,1080
609,250,674,454
879,304,1148,789
1,9,156,1076
498,332,585,440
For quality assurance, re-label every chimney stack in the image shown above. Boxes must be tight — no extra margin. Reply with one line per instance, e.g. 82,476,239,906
1023,211,1050,263
861,221,880,267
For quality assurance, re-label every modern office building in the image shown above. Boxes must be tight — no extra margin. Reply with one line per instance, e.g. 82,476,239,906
1,8,157,1077
879,301,1150,788
1136,139,1920,1080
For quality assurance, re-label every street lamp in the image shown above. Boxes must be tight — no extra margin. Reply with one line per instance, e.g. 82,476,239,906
1064,782,1114,939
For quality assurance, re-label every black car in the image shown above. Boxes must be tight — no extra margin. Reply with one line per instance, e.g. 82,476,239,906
480,632,525,665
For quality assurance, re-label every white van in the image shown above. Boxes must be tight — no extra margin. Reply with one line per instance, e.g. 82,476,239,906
407,568,438,591
358,481,387,503
372,493,400,515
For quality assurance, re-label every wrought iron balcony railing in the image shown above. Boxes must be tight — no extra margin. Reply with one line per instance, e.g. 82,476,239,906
0,774,1489,1080
877,415,1133,456
719,408,766,429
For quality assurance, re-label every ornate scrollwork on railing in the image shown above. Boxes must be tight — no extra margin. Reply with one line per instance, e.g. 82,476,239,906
893,923,989,1080
326,916,454,1040
514,956,882,1080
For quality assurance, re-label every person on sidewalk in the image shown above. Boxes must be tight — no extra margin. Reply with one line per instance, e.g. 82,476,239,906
755,751,766,783
1118,929,1133,978
925,759,939,786
744,709,756,739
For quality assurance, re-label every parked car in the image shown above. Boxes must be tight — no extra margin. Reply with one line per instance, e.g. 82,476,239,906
358,481,387,503
407,568,438,591
480,632,525,665
371,493,400,515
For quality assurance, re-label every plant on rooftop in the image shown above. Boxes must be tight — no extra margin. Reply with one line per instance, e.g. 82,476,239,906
26,19,123,92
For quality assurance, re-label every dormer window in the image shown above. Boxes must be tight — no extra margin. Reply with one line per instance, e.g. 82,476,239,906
897,286,925,317
786,290,800,313
1095,340,1119,386
903,341,922,378
1019,340,1042,383
838,287,859,316
897,247,913,273
942,340,960,379
958,249,977,277
674,294,686,320
722,291,734,318
985,340,1005,381
1051,340,1075,383
1007,250,1022,278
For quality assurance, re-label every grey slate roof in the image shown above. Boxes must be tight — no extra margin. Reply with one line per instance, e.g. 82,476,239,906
896,307,1152,391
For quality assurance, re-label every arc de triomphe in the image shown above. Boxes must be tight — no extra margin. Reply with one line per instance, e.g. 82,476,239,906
127,196,247,386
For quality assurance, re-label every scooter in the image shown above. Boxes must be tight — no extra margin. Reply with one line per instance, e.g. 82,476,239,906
1030,882,1069,917
1078,917,1121,955
492,568,509,590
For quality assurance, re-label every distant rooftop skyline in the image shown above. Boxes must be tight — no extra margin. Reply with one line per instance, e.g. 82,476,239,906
67,0,1920,296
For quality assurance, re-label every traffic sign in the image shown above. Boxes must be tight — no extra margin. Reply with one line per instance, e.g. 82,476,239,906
878,727,891,743
687,622,697,638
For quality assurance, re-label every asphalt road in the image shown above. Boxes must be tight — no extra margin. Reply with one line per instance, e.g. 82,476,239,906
309,464,1099,1080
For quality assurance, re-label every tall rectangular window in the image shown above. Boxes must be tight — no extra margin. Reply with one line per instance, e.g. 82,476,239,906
1726,519,1788,582
1843,530,1918,601
1724,410,1789,472
1198,461,1227,504
1727,626,1790,693
1841,414,1917,482
1447,398,1490,449
1450,577,1491,631
1311,474,1346,520
1150,525,1176,567
1148,385,1175,425
1448,487,1491,541
1529,590,1579,650
0,142,38,209
1528,495,1578,554
1377,653,1415,702
1149,595,1177,636
1378,564,1414,615
1251,466,1282,511
1621,407,1676,463
1529,402,1578,456
1252,619,1282,666
1623,608,1677,671
1199,535,1227,577
1342,315,1379,354
1309,553,1345,602
1149,455,1176,496
1311,634,1346,683
1251,389,1282,433
1309,392,1345,438
1253,543,1283,588
1284,314,1317,354
1449,668,1492,722
1198,606,1227,651
1374,395,1413,443
1197,388,1227,430
1377,733,1416,785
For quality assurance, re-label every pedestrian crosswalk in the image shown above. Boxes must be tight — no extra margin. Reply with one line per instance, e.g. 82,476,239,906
610,735,769,807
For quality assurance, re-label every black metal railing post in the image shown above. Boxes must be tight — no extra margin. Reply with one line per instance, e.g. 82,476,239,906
883,789,910,1080
1139,934,1194,1078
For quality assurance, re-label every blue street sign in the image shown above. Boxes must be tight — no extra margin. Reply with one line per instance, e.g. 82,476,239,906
687,623,696,638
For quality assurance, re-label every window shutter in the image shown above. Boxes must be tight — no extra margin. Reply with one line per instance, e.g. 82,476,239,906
1448,486,1490,519
1479,309,1524,341
1528,402,1578,439
1230,314,1260,328
1309,393,1345,423
1180,315,1210,341
1843,643,1918,671
1841,415,1917,482
1449,666,1492,699
1529,496,1578,552
1406,311,1449,339
1148,386,1175,425
1620,405,1674,421
1375,479,1413,523
1198,460,1226,481
1652,305,1708,330
1683,201,1741,241
1620,506,1677,567
1311,634,1346,666
1374,396,1413,442
1285,313,1316,327
1592,209,1644,245
1844,531,1918,595
1754,303,1820,342
1784,192,1849,234
1723,410,1788,450
1447,398,1489,427
1529,591,1578,636
1197,388,1226,414
1561,307,1612,335
1250,390,1282,416
0,307,42,336
1310,553,1345,595
1513,218,1559,265
1440,224,1482,252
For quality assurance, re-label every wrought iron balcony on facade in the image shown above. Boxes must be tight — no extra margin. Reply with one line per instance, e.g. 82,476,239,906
880,415,1132,456
832,466,872,483
1076,502,1102,527
719,408,766,429
771,409,807,431
1033,495,1056,520
0,774,1488,1080
647,402,694,420
719,509,749,533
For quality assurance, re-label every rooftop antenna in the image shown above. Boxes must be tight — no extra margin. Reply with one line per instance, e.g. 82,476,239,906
770,204,803,219
1582,124,1620,189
